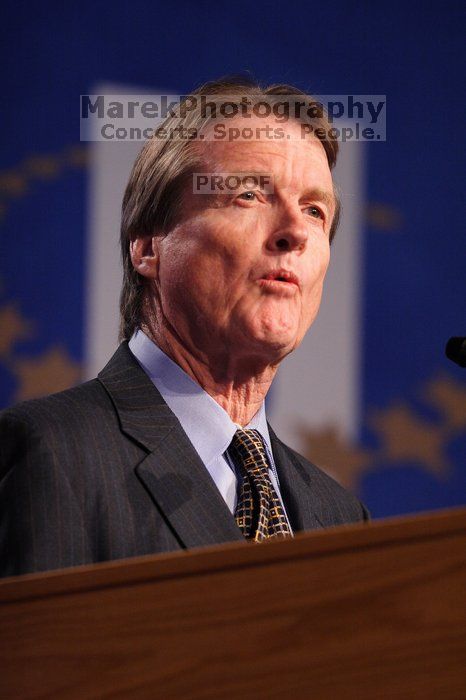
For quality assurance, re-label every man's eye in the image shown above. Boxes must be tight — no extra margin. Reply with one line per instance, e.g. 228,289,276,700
307,205,323,219
237,191,257,201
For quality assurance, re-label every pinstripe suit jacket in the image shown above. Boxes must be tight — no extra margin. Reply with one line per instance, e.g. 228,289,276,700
0,342,369,578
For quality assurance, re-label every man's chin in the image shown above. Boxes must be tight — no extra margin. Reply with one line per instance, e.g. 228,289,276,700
240,329,300,363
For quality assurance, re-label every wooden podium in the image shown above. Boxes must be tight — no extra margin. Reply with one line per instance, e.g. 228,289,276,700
1,507,465,699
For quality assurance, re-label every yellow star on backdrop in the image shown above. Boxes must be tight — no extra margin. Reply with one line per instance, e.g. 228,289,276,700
24,155,62,179
0,145,88,223
369,403,449,477
299,425,374,491
0,304,34,357
0,170,28,197
65,145,88,168
424,375,466,432
366,203,403,231
14,346,81,401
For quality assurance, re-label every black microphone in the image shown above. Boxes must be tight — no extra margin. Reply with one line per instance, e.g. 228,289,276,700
445,337,466,367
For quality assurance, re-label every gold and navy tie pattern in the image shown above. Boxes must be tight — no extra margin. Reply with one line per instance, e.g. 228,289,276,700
229,428,292,542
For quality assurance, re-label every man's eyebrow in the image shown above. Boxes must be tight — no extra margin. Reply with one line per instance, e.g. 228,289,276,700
218,171,273,185
300,187,336,211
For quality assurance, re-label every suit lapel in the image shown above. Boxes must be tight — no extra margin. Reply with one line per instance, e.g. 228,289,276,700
98,343,244,549
269,425,325,533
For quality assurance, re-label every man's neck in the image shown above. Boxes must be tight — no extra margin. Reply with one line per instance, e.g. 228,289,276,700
141,322,277,426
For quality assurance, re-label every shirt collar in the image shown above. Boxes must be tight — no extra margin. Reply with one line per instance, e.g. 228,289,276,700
128,330,272,466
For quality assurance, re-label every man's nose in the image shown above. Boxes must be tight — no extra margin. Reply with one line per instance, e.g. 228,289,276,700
266,204,308,253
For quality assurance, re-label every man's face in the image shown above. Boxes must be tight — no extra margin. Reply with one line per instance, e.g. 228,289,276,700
150,117,336,367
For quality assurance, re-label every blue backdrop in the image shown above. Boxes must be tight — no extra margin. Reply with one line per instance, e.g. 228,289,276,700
1,0,465,519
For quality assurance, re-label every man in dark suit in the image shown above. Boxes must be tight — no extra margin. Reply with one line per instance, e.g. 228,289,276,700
0,78,369,578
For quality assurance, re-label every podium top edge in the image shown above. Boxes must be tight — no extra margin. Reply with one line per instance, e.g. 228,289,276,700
1,506,465,604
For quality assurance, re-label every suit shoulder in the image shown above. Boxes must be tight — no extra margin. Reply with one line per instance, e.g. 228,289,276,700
0,379,112,432
0,379,121,485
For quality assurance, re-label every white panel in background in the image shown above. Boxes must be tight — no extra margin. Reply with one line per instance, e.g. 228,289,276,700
85,83,155,379
86,93,365,451
85,139,141,379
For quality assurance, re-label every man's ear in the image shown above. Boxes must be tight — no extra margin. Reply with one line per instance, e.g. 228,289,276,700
130,235,160,279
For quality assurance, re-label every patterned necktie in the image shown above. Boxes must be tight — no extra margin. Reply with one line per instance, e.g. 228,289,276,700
229,428,292,542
